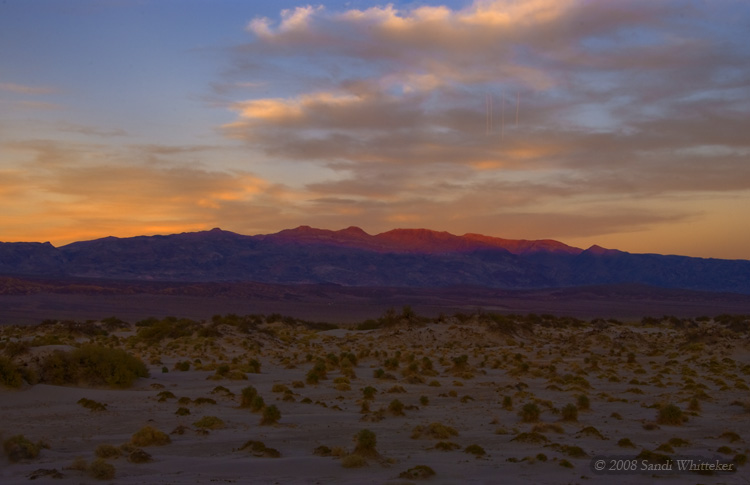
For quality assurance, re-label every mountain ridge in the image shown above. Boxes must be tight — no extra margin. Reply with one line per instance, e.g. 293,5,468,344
1,226,749,294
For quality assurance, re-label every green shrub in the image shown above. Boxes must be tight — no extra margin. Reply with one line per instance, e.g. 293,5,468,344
388,399,405,416
261,405,281,425
362,386,377,400
464,444,486,457
131,426,171,446
193,416,225,430
341,454,367,468
127,448,152,463
240,440,280,458
657,404,684,425
411,422,458,440
353,429,378,457
40,345,147,388
434,441,460,451
561,403,578,421
399,465,436,479
519,403,541,422
239,386,258,408
0,356,23,388
89,458,115,480
77,398,107,412
3,434,42,462
250,395,265,413
618,438,636,448
95,444,121,459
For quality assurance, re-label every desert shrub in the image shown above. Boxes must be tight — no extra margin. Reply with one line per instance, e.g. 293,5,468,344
618,438,636,448
559,445,587,458
0,356,23,388
434,441,461,451
532,423,564,434
411,422,458,440
388,399,405,416
399,465,436,479
657,404,684,425
175,407,190,416
502,395,513,410
40,345,147,388
131,426,171,446
174,361,190,371
89,458,115,480
511,432,549,444
576,394,590,411
128,448,153,463
69,456,88,470
246,358,262,374
271,383,289,393
719,431,741,443
193,416,225,430
240,440,281,458
194,397,217,405
157,390,176,401
353,429,377,457
464,444,486,457
519,403,541,423
362,386,377,400
77,398,107,412
250,395,265,412
577,426,605,439
636,448,671,464
341,454,367,468
239,385,258,408
313,445,332,456
561,403,578,422
662,438,686,448
261,405,281,425
420,395,429,406
3,434,42,462
95,444,121,459
559,459,574,468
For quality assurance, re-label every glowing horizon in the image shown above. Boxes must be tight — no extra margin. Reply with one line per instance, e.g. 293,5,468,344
1,1,749,260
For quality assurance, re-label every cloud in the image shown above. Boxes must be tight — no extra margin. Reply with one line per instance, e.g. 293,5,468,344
0,139,304,245
0,82,57,95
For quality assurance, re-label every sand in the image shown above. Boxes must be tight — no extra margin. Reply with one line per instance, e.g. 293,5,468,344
1,315,748,484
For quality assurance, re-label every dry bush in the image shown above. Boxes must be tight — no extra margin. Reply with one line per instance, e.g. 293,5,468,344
3,434,43,462
89,458,115,480
130,426,171,446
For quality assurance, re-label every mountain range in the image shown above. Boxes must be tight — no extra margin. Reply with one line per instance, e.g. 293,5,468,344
1,226,749,294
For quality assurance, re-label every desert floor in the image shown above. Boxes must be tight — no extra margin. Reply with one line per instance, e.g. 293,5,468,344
1,313,748,484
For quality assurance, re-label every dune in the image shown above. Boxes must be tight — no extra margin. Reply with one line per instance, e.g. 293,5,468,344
1,313,747,483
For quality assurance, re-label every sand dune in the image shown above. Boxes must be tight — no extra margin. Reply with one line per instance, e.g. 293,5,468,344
1,314,748,483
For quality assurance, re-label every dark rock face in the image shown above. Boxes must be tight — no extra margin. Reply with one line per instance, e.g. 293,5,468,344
1,226,749,294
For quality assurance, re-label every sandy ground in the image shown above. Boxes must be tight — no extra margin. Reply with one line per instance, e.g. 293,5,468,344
1,315,749,484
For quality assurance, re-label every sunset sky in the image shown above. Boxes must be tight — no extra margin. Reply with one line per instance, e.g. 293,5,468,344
1,0,749,259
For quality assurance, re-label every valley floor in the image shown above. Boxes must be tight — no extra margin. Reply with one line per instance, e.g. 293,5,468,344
1,314,749,484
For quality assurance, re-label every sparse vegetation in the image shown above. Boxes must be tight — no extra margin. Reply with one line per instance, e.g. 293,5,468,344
3,434,43,462
131,426,171,446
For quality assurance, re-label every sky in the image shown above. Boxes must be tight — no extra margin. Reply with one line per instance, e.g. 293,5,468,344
1,0,749,259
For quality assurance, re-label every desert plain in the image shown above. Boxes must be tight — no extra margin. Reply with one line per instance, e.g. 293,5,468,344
1,311,749,484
